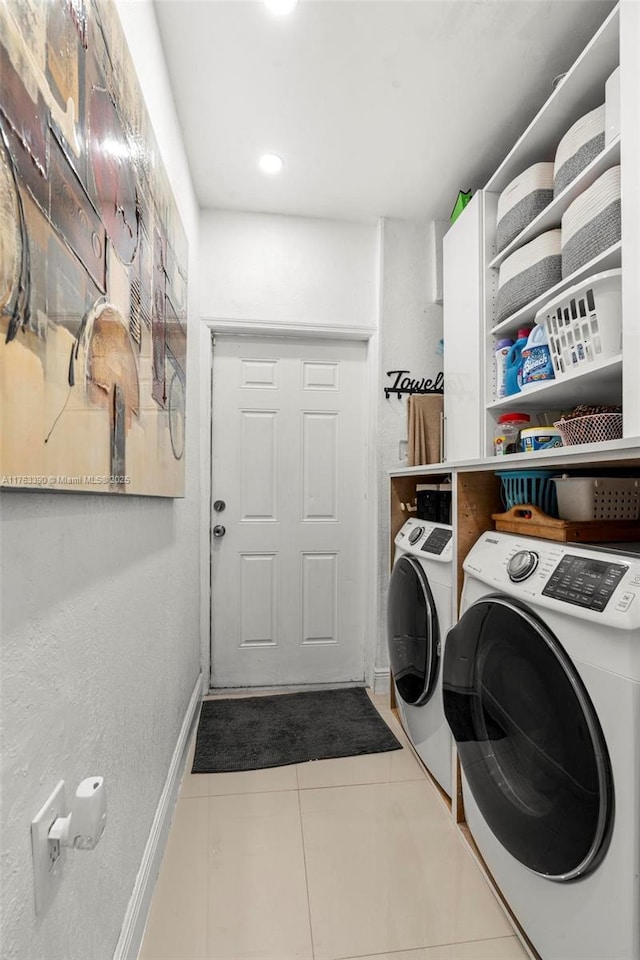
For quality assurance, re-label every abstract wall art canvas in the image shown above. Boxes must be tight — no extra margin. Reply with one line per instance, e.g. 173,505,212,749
0,0,188,496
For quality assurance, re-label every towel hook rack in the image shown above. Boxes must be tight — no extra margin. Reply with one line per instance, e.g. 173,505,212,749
384,369,444,400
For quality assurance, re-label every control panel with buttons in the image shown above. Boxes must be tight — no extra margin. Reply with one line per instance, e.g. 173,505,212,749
542,555,628,612
394,518,453,562
463,533,640,628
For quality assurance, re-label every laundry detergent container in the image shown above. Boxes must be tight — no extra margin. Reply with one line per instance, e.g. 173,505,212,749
495,230,562,324
520,325,555,388
554,104,605,196
496,163,554,253
561,165,621,277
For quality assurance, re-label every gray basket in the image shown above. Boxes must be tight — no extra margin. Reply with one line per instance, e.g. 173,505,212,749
496,255,562,324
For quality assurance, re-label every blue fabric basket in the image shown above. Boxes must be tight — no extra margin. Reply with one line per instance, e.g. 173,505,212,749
496,470,559,518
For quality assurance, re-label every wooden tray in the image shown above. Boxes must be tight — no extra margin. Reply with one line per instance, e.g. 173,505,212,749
492,504,640,543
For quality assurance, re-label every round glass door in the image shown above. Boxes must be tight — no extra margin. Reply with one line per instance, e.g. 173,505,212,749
387,555,439,706
443,595,613,881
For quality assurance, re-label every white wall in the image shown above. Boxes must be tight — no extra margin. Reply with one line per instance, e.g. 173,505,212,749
0,3,201,959
199,210,440,691
376,220,444,678
199,208,380,685
200,209,377,327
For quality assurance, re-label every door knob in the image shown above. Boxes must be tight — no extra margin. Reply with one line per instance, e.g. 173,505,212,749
213,525,226,538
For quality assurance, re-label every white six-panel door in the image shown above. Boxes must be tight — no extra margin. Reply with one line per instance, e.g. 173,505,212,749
210,335,367,688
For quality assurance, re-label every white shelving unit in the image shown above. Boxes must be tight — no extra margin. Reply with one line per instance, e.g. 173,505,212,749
487,355,622,413
476,3,634,461
442,2,639,468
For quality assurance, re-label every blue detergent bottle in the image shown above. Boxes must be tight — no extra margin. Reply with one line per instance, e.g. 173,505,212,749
521,324,555,387
504,328,532,396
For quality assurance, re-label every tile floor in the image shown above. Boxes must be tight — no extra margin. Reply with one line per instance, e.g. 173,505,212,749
139,691,528,960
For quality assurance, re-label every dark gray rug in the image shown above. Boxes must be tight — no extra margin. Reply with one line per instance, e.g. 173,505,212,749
191,687,402,773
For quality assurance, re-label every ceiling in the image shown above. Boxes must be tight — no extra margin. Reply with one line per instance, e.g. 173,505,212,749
153,0,615,223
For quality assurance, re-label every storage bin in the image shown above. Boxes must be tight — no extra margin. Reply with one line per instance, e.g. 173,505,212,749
553,475,640,521
496,470,559,517
554,104,605,196
416,484,451,525
534,268,621,378
495,230,562,324
495,163,554,253
561,166,621,277
554,412,623,446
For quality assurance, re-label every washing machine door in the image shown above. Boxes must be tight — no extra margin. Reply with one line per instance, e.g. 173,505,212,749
443,594,613,881
387,556,440,706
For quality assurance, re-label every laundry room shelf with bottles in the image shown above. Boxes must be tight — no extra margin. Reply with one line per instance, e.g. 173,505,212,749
441,1,640,465
486,354,622,412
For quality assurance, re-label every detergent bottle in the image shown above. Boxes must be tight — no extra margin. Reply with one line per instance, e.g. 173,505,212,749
494,338,514,399
504,328,532,396
521,324,555,387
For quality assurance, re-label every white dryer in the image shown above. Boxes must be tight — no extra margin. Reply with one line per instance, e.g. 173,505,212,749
387,517,454,796
443,531,640,960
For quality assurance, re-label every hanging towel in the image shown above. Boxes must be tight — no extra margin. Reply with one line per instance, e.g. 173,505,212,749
407,394,443,466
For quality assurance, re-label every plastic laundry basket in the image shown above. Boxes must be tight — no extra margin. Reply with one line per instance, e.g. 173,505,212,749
553,475,640,521
534,269,621,378
496,470,559,518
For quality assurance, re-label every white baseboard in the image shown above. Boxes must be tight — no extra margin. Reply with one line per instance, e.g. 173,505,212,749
373,667,390,695
113,672,204,960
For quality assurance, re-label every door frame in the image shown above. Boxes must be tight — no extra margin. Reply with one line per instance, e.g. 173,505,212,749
199,317,379,692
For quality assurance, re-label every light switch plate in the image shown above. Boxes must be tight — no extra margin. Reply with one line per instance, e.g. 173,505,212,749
31,781,66,915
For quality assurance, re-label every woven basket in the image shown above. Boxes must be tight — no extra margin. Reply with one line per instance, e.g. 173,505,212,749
561,166,621,277
554,105,605,196
496,163,554,253
496,230,562,323
554,413,623,446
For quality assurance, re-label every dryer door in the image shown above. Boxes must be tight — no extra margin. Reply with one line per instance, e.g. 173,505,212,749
443,594,613,881
387,556,440,706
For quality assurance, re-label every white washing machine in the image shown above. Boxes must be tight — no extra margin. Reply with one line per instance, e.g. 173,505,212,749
387,517,454,796
443,531,640,960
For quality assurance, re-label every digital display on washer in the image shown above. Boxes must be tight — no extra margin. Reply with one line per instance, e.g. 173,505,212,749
542,554,628,611
421,528,452,555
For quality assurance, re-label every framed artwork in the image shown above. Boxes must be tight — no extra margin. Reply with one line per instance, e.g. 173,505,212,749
0,0,188,496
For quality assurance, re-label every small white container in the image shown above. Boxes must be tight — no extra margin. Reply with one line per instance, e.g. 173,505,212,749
553,475,640,521
519,426,562,453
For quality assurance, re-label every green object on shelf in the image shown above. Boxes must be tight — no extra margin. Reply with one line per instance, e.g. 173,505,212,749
450,190,473,224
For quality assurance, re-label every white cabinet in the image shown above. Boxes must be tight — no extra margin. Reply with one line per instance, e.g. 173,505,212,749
443,2,639,464
442,192,484,462
620,0,640,438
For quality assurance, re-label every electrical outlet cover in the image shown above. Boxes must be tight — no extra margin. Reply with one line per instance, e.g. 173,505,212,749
31,781,66,916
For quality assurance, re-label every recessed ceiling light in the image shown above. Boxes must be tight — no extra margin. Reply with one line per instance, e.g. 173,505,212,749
264,0,298,15
259,153,284,174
